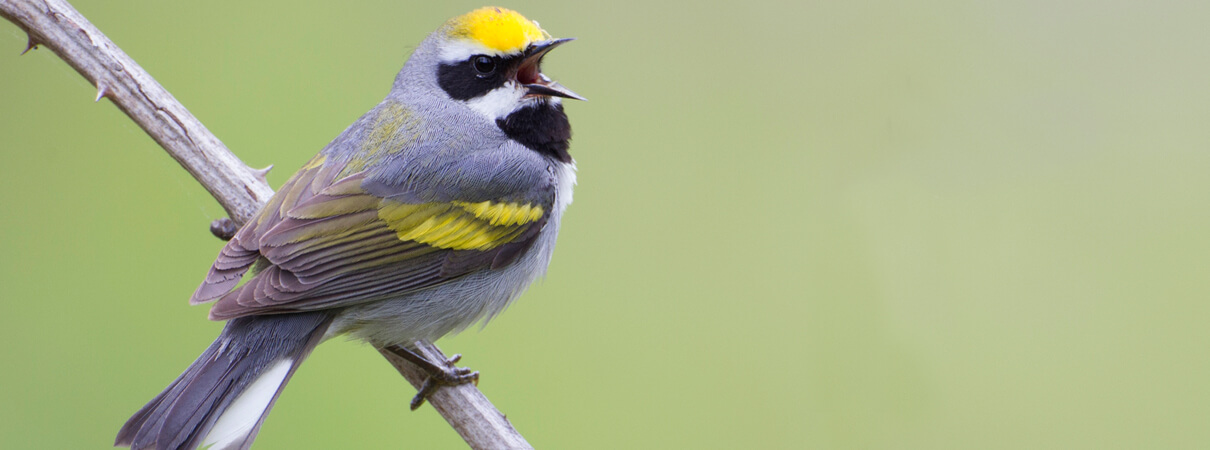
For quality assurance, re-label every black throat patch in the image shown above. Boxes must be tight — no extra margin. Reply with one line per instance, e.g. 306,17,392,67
497,102,572,162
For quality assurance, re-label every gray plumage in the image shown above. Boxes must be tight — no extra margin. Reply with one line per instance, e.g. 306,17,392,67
117,8,577,449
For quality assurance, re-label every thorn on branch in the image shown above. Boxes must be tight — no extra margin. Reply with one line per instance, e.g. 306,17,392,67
94,82,108,102
209,217,237,241
253,164,273,182
21,34,40,55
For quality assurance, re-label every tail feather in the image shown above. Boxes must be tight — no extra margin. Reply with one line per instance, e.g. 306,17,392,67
116,312,333,450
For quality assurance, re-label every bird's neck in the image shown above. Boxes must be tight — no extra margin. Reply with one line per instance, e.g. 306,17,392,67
496,101,572,163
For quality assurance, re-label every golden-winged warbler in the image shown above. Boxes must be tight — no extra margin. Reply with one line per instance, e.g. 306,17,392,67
116,7,581,449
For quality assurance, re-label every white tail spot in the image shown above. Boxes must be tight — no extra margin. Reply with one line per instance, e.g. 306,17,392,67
201,359,293,449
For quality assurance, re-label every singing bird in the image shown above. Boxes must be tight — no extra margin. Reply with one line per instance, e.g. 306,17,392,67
116,7,582,449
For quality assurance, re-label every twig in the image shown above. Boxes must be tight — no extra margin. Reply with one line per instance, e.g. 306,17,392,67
0,0,531,448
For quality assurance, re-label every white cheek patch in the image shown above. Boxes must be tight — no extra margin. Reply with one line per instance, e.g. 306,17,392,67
466,83,529,120
465,86,564,122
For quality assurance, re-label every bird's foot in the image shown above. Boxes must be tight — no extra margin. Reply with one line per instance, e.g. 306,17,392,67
387,346,480,410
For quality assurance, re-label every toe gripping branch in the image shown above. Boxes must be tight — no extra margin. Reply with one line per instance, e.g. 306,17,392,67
387,346,480,410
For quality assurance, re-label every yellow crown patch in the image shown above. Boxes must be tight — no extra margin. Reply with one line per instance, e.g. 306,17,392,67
447,7,548,54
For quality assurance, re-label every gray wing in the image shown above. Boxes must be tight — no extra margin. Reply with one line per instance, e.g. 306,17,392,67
190,105,557,320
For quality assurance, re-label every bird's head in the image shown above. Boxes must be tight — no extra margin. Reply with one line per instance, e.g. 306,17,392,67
401,7,582,122
394,7,581,161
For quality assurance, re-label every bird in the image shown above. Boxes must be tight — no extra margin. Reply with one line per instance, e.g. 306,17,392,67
114,7,582,449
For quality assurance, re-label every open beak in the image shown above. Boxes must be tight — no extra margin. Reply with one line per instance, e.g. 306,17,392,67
518,38,586,101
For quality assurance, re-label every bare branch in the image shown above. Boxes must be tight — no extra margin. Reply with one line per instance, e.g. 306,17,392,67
1,0,271,222
0,0,531,448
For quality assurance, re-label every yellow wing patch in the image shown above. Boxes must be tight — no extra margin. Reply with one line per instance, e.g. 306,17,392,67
446,7,548,54
378,200,543,251
453,200,544,226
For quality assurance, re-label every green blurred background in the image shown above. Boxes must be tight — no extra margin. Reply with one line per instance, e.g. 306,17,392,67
3,1,1209,448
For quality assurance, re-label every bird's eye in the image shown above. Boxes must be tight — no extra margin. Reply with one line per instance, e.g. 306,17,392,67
472,55,496,76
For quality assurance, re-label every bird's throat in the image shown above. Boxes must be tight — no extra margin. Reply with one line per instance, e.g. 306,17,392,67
496,102,572,162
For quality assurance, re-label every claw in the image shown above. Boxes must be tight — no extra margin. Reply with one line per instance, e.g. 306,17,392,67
386,346,480,410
